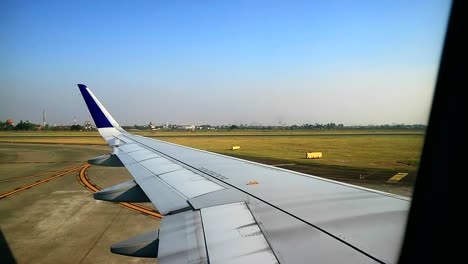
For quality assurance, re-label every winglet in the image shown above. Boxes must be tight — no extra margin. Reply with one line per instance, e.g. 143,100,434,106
77,84,119,128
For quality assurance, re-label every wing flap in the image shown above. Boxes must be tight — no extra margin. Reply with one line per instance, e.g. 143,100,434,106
201,202,278,264
157,202,278,264
158,210,207,264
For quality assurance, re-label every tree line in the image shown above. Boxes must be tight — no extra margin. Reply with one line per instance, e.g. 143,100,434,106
0,120,37,131
229,123,425,130
0,120,83,131
1,119,427,131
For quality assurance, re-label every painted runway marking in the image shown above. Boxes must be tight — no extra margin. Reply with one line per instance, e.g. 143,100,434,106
0,165,84,199
0,161,83,164
0,166,80,183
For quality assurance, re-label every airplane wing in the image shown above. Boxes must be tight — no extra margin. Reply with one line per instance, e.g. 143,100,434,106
77,84,410,263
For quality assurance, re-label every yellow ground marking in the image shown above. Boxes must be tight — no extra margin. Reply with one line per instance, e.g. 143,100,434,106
387,173,409,183
0,165,83,199
0,161,82,164
0,166,81,183
78,165,163,219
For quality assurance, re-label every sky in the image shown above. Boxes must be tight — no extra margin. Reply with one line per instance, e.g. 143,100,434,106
0,0,452,126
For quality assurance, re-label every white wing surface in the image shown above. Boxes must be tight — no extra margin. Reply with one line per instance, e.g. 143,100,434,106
78,84,410,263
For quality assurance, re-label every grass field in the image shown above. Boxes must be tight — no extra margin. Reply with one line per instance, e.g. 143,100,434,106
0,130,425,186
158,134,423,169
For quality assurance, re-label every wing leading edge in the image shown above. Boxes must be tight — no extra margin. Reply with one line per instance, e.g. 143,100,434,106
77,84,410,263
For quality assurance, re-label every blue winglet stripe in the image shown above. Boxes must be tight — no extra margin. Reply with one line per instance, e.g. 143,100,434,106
77,84,113,128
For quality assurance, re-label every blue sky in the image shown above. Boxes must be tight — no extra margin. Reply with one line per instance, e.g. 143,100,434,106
0,0,451,126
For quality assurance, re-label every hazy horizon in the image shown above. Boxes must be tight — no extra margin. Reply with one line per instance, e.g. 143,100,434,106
1,1,451,127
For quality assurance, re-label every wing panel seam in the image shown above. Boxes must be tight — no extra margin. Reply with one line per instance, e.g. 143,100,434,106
245,202,281,263
117,152,189,200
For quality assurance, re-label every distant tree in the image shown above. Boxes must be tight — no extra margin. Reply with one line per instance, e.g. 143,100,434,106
325,123,336,129
70,124,82,131
229,125,238,129
0,121,14,131
14,120,37,131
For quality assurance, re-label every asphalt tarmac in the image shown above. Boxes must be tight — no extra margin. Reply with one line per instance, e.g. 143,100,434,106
0,143,159,264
